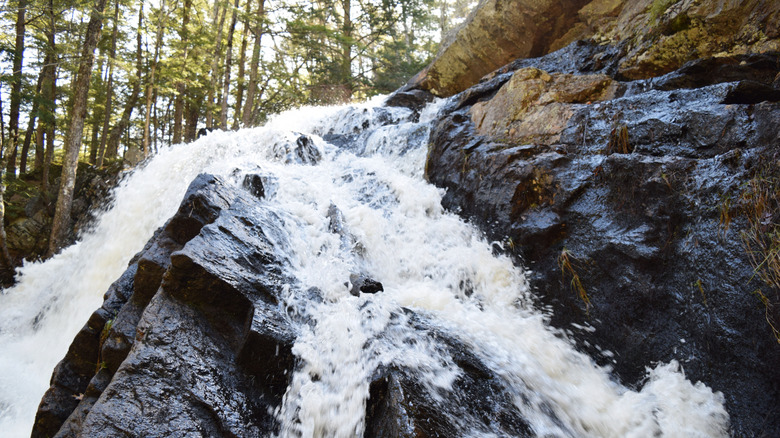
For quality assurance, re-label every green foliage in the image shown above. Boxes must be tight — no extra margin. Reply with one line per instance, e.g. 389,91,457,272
1,0,467,169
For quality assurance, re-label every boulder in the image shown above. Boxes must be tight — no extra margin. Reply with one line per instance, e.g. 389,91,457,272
364,313,533,437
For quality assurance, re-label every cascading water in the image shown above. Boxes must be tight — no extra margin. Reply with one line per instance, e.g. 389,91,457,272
0,96,728,437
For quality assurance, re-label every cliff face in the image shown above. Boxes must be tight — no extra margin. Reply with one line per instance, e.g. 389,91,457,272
408,1,780,434
423,39,780,437
410,0,780,96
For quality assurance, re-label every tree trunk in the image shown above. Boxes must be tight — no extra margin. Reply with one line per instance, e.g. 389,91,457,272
20,70,45,174
48,0,110,256
232,0,251,130
241,0,264,127
89,52,106,164
172,0,193,144
0,90,5,153
144,0,165,156
220,0,240,129
206,1,228,128
5,0,27,177
184,99,199,142
340,0,353,100
96,2,119,166
0,95,10,277
40,0,57,194
104,2,144,160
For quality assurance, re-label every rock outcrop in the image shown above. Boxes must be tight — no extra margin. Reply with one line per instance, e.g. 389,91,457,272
32,174,296,437
411,0,780,96
424,43,780,435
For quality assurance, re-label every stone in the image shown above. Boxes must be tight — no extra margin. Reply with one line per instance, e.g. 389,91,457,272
469,67,622,144
242,174,266,199
365,312,533,437
32,174,297,437
349,274,384,296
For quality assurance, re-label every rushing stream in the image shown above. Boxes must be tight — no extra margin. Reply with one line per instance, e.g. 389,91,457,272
0,97,728,437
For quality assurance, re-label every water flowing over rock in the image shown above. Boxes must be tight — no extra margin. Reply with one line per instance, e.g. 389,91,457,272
0,92,734,437
426,42,780,436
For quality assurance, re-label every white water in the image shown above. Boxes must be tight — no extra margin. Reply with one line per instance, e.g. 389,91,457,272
0,97,728,437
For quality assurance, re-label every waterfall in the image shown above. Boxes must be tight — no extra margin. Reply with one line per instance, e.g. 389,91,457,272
0,96,728,437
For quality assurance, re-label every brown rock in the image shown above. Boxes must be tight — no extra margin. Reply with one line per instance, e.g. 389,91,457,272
470,67,622,144
411,0,780,96
407,0,591,97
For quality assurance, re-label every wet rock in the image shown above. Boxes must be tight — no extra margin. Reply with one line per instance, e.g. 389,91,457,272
242,174,266,199
33,174,299,437
384,89,435,112
32,266,136,438
426,45,780,435
349,274,384,296
365,313,533,437
271,133,322,165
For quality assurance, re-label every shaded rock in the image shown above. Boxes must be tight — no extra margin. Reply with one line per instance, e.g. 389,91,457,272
721,80,780,104
652,53,780,91
271,134,322,165
426,45,780,435
384,89,435,112
242,174,266,199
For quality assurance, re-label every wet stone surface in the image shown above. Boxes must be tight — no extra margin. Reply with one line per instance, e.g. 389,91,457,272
424,43,780,436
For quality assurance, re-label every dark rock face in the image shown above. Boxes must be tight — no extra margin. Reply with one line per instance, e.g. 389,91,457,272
426,45,780,436
32,174,297,437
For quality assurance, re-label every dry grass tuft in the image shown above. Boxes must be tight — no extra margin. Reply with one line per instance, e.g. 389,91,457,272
739,173,780,343
559,248,591,314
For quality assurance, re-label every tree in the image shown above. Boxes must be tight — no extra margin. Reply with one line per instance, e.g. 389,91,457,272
220,0,240,129
172,0,193,144
4,0,27,177
48,0,111,255
100,2,144,165
144,0,166,156
96,1,120,166
241,0,264,127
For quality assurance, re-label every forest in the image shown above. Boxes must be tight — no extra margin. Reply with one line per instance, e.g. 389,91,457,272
0,0,474,264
